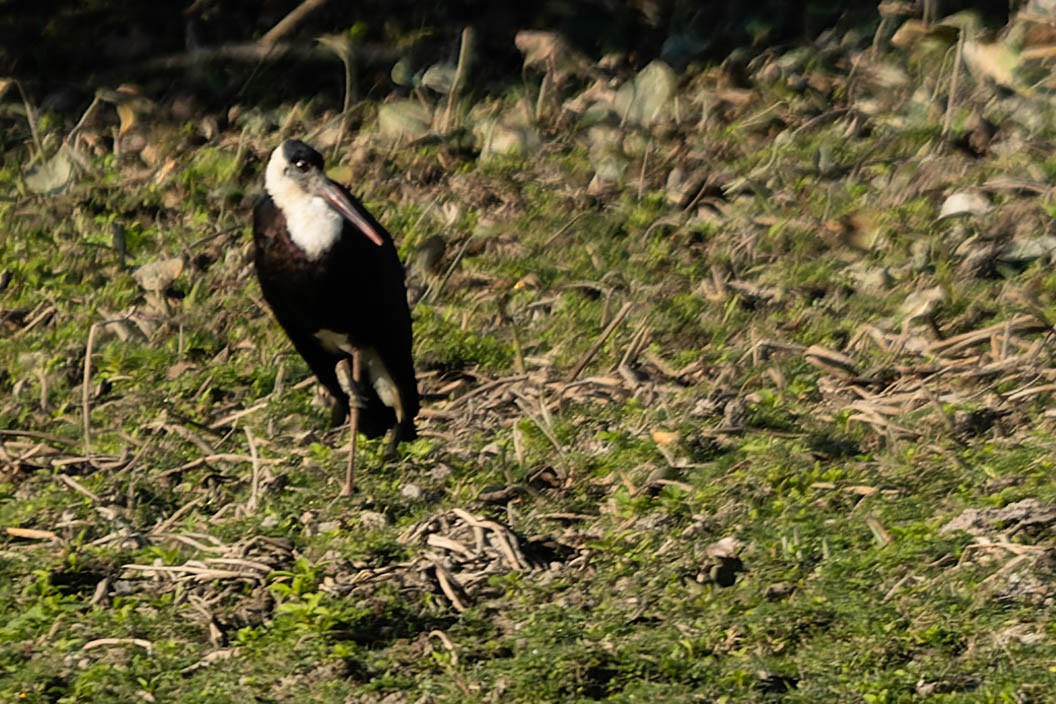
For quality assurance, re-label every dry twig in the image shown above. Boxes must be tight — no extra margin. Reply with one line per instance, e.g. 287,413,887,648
259,0,330,47
565,301,634,383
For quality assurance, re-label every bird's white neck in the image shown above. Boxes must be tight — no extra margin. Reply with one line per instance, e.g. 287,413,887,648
264,152,342,260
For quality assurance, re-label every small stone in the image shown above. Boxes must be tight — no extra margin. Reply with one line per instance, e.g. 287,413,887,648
764,582,795,601
316,520,342,533
400,483,423,501
377,100,433,141
429,463,454,481
133,257,184,293
359,510,389,529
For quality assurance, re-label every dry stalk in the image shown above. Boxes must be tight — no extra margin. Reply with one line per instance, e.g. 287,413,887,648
941,27,964,138
445,374,529,409
565,301,634,383
451,508,531,570
208,401,269,429
56,473,100,503
420,236,472,305
442,27,475,133
259,0,330,47
512,393,568,475
122,562,266,583
5,526,60,542
922,387,961,439
13,301,56,337
82,638,154,655
9,79,44,159
637,137,652,200
81,322,101,459
82,316,144,463
423,552,469,611
620,320,651,370
158,422,218,456
427,533,476,559
157,453,279,479
153,532,227,553
180,648,240,676
428,630,459,667
151,498,205,535
244,427,261,513
206,557,276,573
0,429,78,446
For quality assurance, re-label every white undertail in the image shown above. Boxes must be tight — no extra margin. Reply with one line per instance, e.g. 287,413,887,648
314,330,405,422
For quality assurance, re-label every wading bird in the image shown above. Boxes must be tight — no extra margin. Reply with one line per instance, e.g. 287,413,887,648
252,139,419,495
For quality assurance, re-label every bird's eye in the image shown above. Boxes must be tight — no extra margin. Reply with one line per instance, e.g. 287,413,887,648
294,160,310,172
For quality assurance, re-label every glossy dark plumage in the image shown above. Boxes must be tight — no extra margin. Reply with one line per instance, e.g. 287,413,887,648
252,141,418,445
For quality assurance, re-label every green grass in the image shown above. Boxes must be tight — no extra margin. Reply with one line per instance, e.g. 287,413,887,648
3,27,1056,704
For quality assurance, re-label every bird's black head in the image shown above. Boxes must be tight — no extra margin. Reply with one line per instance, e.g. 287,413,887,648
264,139,386,248
281,139,325,174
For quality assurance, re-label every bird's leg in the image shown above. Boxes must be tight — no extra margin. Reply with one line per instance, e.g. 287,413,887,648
383,430,399,462
334,351,363,497
384,422,407,461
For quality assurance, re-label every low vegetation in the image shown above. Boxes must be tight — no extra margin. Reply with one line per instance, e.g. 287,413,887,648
3,9,1056,703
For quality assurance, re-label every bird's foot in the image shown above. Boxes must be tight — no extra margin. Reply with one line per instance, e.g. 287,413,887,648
335,358,369,409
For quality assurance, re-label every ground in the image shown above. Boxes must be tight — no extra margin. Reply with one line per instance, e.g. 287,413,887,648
3,10,1056,703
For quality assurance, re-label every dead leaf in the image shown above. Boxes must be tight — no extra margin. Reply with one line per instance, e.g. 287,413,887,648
513,273,540,290
134,257,184,293
866,515,893,546
98,85,155,137
421,62,457,94
939,191,990,219
890,19,958,49
650,429,681,446
705,536,743,559
514,30,592,83
116,104,137,136
899,286,945,324
166,362,200,379
963,38,1022,90
24,146,75,194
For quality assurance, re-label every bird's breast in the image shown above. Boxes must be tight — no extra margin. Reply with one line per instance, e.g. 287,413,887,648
285,197,343,260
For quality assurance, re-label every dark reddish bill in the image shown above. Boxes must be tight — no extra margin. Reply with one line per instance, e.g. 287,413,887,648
320,180,385,247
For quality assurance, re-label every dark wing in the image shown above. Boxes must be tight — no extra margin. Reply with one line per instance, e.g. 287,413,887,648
330,187,420,440
252,194,416,439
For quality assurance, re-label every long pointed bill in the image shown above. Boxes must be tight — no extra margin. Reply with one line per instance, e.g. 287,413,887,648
315,176,385,247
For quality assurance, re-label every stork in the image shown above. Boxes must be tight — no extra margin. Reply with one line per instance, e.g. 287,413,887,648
252,139,419,495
